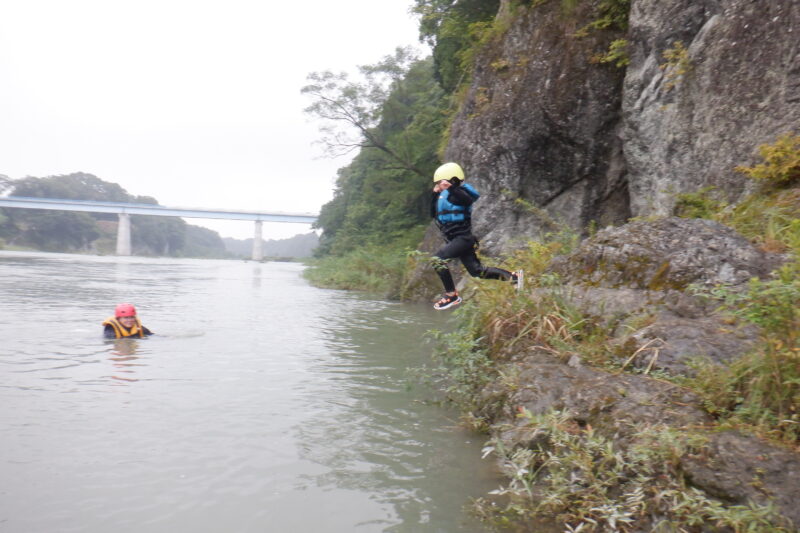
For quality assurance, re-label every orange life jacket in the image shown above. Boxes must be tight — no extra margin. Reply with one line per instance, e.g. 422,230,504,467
102,316,146,338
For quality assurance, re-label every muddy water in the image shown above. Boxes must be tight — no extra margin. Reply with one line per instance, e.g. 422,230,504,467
0,251,501,532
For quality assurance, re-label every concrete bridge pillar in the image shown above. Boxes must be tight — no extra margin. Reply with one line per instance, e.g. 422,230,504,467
252,220,264,261
116,213,132,256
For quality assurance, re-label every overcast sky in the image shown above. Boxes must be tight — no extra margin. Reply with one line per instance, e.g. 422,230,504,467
0,0,424,240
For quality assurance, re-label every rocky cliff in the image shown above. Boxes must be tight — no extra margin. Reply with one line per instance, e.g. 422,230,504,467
440,0,799,252
623,0,800,217
480,217,799,529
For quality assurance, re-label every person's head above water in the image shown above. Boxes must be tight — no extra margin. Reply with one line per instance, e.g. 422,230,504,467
115,303,137,317
103,303,152,338
115,303,138,326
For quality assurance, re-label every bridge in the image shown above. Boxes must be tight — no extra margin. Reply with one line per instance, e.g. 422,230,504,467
0,196,318,260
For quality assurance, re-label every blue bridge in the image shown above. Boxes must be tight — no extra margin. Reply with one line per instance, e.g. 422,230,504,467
0,196,318,260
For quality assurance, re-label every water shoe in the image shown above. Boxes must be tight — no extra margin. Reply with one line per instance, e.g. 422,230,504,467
433,293,462,310
512,269,524,292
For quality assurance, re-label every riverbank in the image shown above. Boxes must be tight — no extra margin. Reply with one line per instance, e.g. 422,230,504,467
421,168,800,530
431,214,798,531
304,172,800,530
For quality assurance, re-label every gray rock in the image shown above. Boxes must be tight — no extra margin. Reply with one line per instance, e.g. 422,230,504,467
623,0,800,216
682,431,800,528
551,217,781,290
496,353,712,446
445,0,630,255
620,311,760,375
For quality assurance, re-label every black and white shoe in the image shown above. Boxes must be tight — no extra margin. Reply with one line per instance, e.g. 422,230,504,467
433,293,462,310
512,269,524,292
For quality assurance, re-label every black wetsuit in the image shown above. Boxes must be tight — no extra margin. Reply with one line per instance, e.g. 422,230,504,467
430,185,513,293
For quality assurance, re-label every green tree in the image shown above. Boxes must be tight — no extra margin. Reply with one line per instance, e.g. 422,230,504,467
412,0,500,92
302,47,431,177
21,211,100,251
131,215,186,255
180,225,228,258
306,56,448,256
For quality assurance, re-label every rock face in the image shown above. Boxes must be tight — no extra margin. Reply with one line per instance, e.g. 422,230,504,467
440,0,799,254
405,0,798,300
424,0,800,527
548,216,783,374
623,0,800,216
444,0,630,255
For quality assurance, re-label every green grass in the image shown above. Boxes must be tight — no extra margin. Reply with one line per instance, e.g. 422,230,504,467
303,244,411,299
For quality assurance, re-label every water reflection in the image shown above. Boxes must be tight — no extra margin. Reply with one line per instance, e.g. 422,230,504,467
107,339,144,382
252,265,262,288
293,301,497,532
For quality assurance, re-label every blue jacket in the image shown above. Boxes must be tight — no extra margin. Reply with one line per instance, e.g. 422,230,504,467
432,184,480,240
434,183,480,224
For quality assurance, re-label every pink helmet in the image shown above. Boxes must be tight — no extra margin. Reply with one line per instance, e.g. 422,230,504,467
115,303,137,318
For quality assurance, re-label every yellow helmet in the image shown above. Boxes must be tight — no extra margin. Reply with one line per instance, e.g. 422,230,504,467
433,162,465,182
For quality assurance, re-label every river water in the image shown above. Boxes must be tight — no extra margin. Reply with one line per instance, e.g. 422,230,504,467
0,251,500,533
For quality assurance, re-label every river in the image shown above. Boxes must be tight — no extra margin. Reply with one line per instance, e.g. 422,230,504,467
0,251,500,533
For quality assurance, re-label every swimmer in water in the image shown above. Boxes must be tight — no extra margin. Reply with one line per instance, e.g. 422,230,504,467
102,303,153,339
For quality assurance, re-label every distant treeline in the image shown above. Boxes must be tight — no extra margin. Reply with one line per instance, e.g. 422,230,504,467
223,233,318,259
0,173,227,258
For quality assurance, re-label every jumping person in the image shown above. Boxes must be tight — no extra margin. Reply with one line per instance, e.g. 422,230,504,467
430,162,522,310
103,303,153,339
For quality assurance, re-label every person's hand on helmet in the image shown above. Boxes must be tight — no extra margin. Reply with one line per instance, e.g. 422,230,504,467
433,180,452,193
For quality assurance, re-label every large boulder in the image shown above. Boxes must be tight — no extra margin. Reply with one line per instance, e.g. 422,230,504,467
682,431,800,528
551,217,782,290
493,350,712,447
549,217,782,375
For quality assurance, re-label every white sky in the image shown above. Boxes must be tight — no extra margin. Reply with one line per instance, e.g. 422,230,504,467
0,0,424,240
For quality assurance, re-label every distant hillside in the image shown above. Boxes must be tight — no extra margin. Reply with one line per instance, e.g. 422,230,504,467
223,232,318,259
0,172,229,258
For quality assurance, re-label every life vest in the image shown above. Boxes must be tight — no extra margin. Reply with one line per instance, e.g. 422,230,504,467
102,316,145,338
435,183,480,225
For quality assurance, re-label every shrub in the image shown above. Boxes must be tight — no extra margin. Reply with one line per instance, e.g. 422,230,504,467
736,132,800,187
476,410,791,531
303,244,410,299
694,263,800,442
660,40,691,90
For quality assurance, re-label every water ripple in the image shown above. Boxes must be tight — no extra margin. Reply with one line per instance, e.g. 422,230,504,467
0,252,496,533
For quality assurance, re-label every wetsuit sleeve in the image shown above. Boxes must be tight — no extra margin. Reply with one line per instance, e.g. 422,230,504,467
103,325,117,339
446,186,476,207
430,192,438,219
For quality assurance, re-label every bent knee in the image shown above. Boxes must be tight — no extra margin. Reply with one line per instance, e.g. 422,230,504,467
465,266,485,278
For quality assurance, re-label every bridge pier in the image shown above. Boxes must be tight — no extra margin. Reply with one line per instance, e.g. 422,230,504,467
116,213,131,256
252,221,263,261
